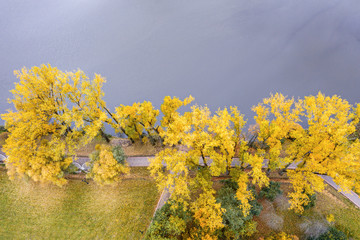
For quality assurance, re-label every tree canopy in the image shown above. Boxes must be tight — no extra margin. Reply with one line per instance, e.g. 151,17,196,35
149,93,360,238
149,100,262,238
110,101,160,143
253,93,360,213
2,64,108,185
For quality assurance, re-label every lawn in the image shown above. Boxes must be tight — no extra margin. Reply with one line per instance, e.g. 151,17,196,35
0,167,160,239
75,137,164,157
251,181,360,239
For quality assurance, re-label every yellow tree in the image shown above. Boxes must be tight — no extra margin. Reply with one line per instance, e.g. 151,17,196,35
87,144,129,185
106,95,194,145
1,64,108,186
253,92,360,213
110,101,160,143
149,97,253,239
160,95,194,130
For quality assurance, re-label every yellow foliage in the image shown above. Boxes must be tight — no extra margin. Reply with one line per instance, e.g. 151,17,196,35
261,232,299,240
87,144,129,185
150,99,251,237
248,154,269,188
326,214,335,223
2,64,108,186
253,92,360,213
234,171,255,216
150,101,247,197
191,190,225,234
112,101,159,143
160,95,194,131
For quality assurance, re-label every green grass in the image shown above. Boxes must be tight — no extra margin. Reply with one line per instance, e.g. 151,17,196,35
315,185,360,238
0,167,160,239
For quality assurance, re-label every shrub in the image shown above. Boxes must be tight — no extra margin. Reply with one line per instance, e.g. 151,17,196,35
145,199,192,240
308,226,348,240
334,225,353,239
262,231,299,240
303,193,316,210
0,125,7,133
300,218,328,239
112,145,126,164
64,163,79,174
259,181,283,201
216,179,262,239
146,180,264,240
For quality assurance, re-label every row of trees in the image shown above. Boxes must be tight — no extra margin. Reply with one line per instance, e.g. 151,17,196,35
147,92,360,238
1,64,184,185
2,65,360,238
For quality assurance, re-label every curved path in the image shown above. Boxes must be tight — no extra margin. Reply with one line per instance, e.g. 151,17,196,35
0,150,6,163
319,175,360,209
122,156,360,209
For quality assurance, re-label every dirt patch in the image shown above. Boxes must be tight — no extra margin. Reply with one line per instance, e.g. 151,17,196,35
319,188,348,208
110,138,132,147
273,195,291,211
212,180,224,192
64,173,87,180
257,199,284,231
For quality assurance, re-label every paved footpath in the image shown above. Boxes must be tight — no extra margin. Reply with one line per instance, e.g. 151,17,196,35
0,150,6,162
2,153,360,210
319,175,360,209
127,156,154,166
75,156,153,166
124,156,360,210
0,149,6,162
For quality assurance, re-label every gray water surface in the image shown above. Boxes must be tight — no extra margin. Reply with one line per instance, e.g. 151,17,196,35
1,0,360,124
